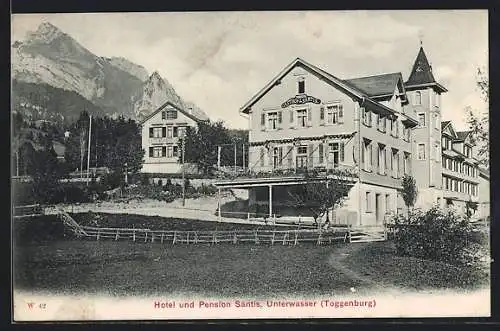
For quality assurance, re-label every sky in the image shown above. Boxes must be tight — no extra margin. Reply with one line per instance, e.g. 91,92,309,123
11,10,488,130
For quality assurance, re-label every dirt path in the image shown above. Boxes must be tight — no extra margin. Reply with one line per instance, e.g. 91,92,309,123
328,243,405,296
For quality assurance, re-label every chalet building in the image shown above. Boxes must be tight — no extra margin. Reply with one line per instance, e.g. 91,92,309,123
140,100,207,174
215,46,489,225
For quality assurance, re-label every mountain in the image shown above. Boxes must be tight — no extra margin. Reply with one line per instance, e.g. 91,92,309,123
133,71,209,122
11,22,209,123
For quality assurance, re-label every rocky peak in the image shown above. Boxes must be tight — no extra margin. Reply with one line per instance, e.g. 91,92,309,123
25,22,64,45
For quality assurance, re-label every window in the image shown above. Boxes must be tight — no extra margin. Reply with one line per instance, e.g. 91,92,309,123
464,145,471,158
162,111,166,120
362,108,372,127
391,149,399,178
378,144,386,175
391,117,399,137
418,113,426,127
434,93,440,108
403,126,411,141
362,139,372,171
167,126,173,138
167,146,173,158
150,127,164,138
297,109,308,127
442,137,448,150
414,91,422,105
385,194,391,213
329,142,345,167
296,146,308,169
365,192,372,213
267,112,280,130
166,110,177,120
326,104,344,124
272,147,283,168
318,144,324,164
404,152,411,175
298,78,305,94
418,143,425,160
150,146,164,158
433,114,439,130
173,146,178,157
173,127,178,137
377,114,386,132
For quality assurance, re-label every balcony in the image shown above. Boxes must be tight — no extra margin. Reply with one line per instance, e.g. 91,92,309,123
149,137,168,145
215,158,358,185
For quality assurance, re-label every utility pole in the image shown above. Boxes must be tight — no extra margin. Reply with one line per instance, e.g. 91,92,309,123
182,135,186,207
86,115,92,186
217,146,221,171
124,162,128,185
234,142,237,173
242,143,245,172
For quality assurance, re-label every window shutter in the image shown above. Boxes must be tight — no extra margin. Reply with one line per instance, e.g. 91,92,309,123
149,128,154,138
260,148,265,167
268,148,273,167
318,143,324,163
287,146,293,168
162,146,166,157
307,109,312,123
279,147,283,166
278,111,282,124
290,109,294,123
308,143,314,168
320,107,325,121
149,147,154,157
162,127,166,137
162,111,166,120
338,104,344,123
261,113,266,126
340,142,345,162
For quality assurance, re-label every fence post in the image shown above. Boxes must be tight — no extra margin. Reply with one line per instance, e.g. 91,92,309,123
195,231,198,244
97,228,100,241
212,231,216,245
187,232,190,245
282,231,287,245
294,230,298,246
317,232,322,246
254,230,258,244
144,231,148,242
133,230,136,242
161,232,164,244
115,229,119,241
233,231,237,244
173,231,177,245
151,233,154,243
271,230,275,245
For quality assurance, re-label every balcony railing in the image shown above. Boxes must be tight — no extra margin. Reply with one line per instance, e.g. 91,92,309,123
216,158,358,181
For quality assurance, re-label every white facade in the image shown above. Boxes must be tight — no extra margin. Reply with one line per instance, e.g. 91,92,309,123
140,102,204,174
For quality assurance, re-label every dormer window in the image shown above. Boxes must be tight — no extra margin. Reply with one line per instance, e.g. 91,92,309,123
298,77,305,94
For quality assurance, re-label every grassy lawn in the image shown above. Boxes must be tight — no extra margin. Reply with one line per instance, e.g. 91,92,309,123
13,214,489,298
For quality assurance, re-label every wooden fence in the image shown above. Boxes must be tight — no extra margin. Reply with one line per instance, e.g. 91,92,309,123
77,227,351,245
13,204,43,218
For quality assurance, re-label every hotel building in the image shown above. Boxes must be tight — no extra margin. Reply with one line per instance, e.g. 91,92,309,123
215,46,489,225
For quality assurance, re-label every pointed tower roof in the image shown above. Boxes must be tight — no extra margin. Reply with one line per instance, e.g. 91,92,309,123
405,47,447,93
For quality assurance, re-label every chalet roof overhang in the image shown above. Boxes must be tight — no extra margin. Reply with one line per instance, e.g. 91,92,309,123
360,97,397,117
401,116,419,127
139,100,208,126
404,82,448,93
240,58,385,115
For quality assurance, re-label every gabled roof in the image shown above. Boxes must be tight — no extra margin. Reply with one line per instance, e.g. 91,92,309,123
405,47,447,93
240,57,397,117
139,100,208,125
441,120,457,138
441,120,451,130
455,130,472,142
344,72,406,99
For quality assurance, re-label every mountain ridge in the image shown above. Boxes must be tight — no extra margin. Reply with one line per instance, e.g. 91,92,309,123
11,22,209,123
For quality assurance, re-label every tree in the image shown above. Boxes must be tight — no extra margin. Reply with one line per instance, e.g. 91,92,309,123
400,174,418,215
31,146,64,203
466,67,489,168
180,120,233,175
286,169,354,226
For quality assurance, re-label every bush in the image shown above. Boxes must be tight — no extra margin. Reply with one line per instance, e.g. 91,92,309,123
391,207,483,266
101,171,123,190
